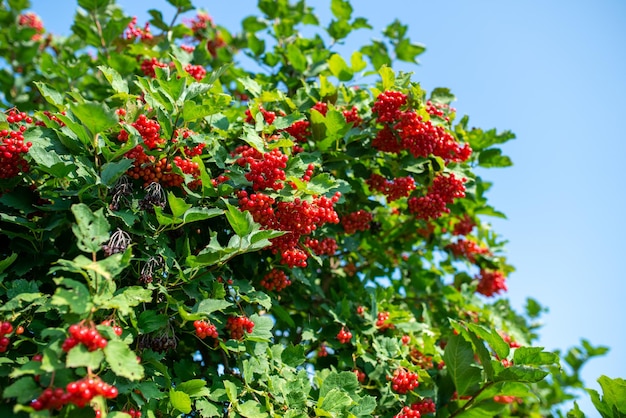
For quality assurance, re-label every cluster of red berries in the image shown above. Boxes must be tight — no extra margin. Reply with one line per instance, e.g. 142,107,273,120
140,57,168,78
389,368,419,394
234,146,288,191
408,173,466,220
373,91,407,123
342,105,363,126
376,311,395,331
341,210,373,234
260,269,292,292
452,214,475,236
0,321,14,353
409,348,436,370
318,343,328,357
284,120,311,143
353,368,366,383
125,17,153,41
226,316,255,340
395,399,436,417
185,64,206,81
367,174,416,202
401,335,411,346
336,327,352,344
194,320,218,339
371,90,471,163
35,110,66,127
0,110,33,179
303,237,338,256
18,12,44,40
394,405,421,418
446,238,490,263
425,100,455,120
183,142,205,157
100,320,123,337
414,399,436,415
245,106,277,125
61,323,108,352
238,190,341,267
123,114,164,150
500,333,522,348
31,376,118,411
476,269,507,297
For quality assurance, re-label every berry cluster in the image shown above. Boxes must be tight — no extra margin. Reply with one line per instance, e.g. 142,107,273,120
31,376,118,411
376,311,395,331
341,210,373,234
401,335,411,346
494,395,521,404
284,120,311,143
342,106,363,126
35,110,66,127
446,238,490,262
393,405,421,418
0,110,33,179
367,174,416,202
62,323,108,352
18,12,44,40
194,320,218,339
500,333,522,348
102,228,132,257
409,349,435,370
238,191,341,267
408,173,466,220
412,399,436,415
122,408,143,418
125,17,153,41
137,333,177,353
303,237,338,256
226,316,255,340
452,214,475,236
318,343,328,357
119,114,164,150
100,320,123,337
390,368,419,394
373,91,407,123
0,321,13,353
425,100,455,121
336,327,352,344
245,106,277,125
260,269,291,292
235,146,288,191
476,269,507,297
371,91,471,163
140,57,168,78
185,64,206,81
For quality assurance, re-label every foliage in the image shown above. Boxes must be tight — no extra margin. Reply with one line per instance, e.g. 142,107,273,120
0,0,612,417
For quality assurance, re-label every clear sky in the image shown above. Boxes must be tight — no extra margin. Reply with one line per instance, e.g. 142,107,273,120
30,0,626,415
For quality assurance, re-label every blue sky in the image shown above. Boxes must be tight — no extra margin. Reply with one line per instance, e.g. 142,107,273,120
30,0,626,414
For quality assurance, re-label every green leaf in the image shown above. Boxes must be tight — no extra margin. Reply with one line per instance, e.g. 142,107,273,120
100,159,133,186
320,371,359,398
66,344,104,369
350,395,376,417
2,377,41,403
70,102,119,136
34,81,64,108
98,65,129,94
589,376,626,415
248,313,273,342
223,380,239,403
318,388,353,413
226,203,255,237
104,286,153,316
513,347,559,366
395,39,426,64
443,334,482,396
78,0,112,12
138,311,169,333
242,125,266,151
330,0,353,20
183,207,223,224
194,299,233,316
286,43,307,72
466,323,510,359
495,365,549,383
167,192,191,218
328,54,353,81
379,66,395,90
197,399,221,417
0,253,18,274
51,278,93,315
170,389,192,414
351,51,367,72
71,203,111,253
177,379,207,397
478,148,513,168
238,400,268,417
282,344,306,367
103,340,144,381
182,101,215,122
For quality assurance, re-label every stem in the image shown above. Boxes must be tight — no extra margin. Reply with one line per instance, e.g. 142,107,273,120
91,12,110,60
449,382,494,418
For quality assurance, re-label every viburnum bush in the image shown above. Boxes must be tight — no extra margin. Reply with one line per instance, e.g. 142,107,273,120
0,0,620,417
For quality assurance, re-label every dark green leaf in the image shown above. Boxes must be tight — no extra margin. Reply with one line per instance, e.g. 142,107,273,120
194,299,233,316
226,203,255,237
70,102,119,136
71,203,111,253
443,334,482,396
100,159,133,186
282,344,306,367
